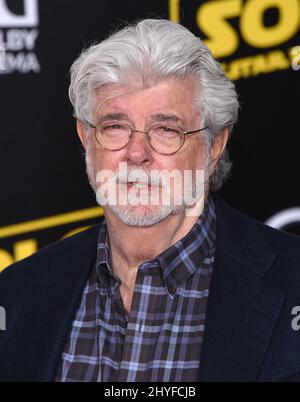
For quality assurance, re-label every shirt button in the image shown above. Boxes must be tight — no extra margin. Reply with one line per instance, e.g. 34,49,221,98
168,286,176,295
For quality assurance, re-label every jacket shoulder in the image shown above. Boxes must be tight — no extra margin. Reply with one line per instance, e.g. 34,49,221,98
214,195,300,294
0,223,101,293
218,196,300,250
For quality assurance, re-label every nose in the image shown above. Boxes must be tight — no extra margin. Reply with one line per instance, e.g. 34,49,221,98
124,130,153,166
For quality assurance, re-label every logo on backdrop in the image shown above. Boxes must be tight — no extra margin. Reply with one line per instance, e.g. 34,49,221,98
0,0,40,74
266,207,300,232
169,0,300,80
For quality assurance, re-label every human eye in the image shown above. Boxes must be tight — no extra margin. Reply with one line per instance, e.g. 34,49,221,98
153,126,181,136
102,123,123,130
101,123,127,135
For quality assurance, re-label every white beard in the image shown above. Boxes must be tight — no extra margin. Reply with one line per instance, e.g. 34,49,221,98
85,146,211,227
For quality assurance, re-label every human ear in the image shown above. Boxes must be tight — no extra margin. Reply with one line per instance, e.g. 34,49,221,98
76,119,88,150
210,128,229,170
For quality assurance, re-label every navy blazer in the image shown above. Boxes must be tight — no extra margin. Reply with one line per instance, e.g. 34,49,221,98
1,196,300,382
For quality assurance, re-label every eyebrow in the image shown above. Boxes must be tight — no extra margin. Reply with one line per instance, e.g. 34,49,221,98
98,113,129,124
149,114,184,125
97,112,185,125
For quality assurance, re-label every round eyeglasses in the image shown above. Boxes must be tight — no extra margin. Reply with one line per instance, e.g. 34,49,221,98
83,120,207,155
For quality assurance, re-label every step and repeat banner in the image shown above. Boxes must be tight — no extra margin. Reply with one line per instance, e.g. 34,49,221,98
0,0,299,271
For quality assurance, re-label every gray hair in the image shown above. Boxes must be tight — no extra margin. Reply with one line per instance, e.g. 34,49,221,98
69,19,239,191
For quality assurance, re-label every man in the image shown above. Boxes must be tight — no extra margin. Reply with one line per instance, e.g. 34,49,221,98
1,19,300,382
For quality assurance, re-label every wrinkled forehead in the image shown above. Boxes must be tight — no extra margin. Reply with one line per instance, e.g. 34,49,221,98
93,84,138,115
91,77,200,122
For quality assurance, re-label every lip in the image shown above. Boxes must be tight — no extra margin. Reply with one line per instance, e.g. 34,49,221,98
126,182,150,188
118,181,161,189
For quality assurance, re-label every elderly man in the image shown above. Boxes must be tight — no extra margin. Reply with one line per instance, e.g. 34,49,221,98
1,19,300,383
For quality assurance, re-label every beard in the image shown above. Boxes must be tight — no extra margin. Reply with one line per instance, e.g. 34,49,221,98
85,146,210,227
107,203,184,227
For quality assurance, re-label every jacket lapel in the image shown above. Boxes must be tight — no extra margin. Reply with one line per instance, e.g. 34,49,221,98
199,196,286,381
10,224,100,381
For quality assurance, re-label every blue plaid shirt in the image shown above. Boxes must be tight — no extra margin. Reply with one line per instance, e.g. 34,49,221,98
56,195,216,382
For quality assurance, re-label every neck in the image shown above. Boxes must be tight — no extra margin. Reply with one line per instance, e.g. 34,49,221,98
104,196,205,282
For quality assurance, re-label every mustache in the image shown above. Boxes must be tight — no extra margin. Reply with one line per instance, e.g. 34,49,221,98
116,168,168,187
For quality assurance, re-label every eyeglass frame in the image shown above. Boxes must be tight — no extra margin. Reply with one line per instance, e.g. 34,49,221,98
80,118,208,155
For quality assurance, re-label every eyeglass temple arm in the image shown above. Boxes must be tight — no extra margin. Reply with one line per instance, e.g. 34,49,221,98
74,115,96,129
184,127,208,135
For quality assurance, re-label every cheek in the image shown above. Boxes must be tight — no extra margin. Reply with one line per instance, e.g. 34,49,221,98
155,147,207,173
193,153,207,171
180,147,207,172
93,149,122,173
192,140,208,168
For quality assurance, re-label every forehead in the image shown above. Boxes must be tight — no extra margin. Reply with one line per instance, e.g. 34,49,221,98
93,78,199,120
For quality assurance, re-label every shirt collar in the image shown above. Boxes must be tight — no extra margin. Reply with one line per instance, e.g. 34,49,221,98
96,194,216,293
95,222,118,289
155,193,216,293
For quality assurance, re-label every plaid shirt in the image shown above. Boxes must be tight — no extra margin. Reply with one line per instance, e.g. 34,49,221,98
56,195,216,382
